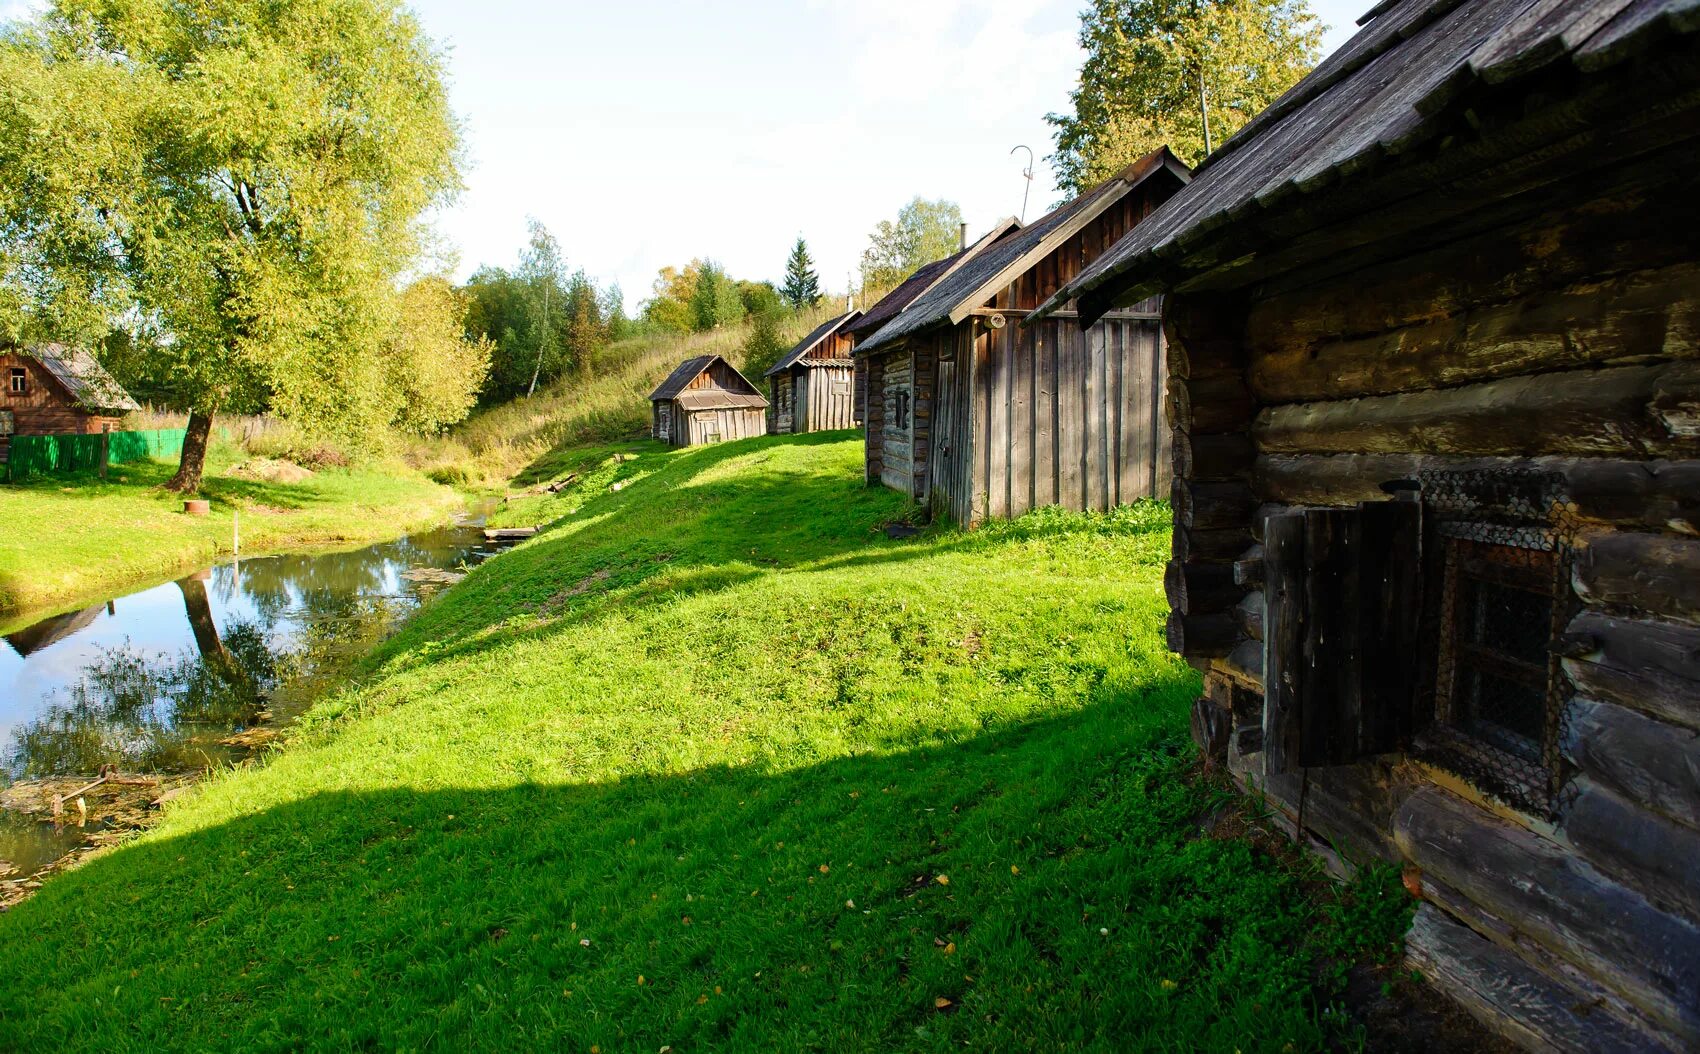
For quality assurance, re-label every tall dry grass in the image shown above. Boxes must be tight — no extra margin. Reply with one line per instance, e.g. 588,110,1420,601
408,305,843,487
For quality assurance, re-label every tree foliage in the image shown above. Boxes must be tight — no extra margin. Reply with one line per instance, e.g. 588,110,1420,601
689,261,746,332
739,307,787,381
0,0,468,487
1046,0,1322,192
780,237,821,309
386,277,493,435
859,198,963,290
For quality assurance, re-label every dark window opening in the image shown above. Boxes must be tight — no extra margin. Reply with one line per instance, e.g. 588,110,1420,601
8,368,24,395
894,389,911,430
1418,469,1573,818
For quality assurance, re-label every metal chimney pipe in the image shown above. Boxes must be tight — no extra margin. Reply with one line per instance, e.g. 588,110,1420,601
959,222,968,250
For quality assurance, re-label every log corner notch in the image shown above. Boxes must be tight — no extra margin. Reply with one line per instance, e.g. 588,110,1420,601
1162,291,1260,677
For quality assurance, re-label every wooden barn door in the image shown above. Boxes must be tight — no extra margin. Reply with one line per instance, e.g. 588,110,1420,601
1263,501,1423,774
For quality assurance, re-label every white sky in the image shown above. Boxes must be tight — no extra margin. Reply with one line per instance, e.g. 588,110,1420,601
3,0,1372,309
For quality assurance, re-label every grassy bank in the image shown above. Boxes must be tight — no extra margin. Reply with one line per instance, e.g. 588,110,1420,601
0,451,461,623
411,304,841,488
0,434,1409,1051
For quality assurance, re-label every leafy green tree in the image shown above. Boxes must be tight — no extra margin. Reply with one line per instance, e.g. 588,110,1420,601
386,277,492,435
740,308,787,382
562,270,605,381
1046,0,1322,192
0,0,463,491
780,238,821,308
601,284,632,342
738,280,783,318
859,199,963,290
640,261,701,333
518,220,568,397
690,261,745,331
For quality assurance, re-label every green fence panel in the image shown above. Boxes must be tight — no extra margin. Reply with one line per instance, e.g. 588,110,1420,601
5,428,187,480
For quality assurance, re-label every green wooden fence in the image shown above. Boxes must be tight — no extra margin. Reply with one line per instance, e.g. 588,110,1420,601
4,429,187,480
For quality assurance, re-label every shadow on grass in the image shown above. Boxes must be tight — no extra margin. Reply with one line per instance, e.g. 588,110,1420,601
0,680,1359,1053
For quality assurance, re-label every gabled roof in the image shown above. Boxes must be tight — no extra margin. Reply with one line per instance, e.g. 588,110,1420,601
846,217,1023,343
648,354,765,404
1037,0,1700,319
764,310,861,377
857,149,1189,354
673,390,768,411
10,343,140,413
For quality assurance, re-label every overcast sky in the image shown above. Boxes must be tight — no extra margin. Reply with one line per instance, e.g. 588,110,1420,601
3,0,1371,309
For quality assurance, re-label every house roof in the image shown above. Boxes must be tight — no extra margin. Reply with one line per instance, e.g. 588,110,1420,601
14,343,140,413
857,149,1189,354
846,217,1024,342
673,390,769,411
648,354,764,403
764,310,861,377
1036,0,1700,320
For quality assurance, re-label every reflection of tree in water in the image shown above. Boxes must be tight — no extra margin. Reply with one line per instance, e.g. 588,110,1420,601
221,532,464,624
5,623,279,779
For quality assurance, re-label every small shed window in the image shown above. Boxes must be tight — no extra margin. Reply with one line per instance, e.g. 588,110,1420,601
894,388,911,430
8,368,24,395
1418,469,1573,817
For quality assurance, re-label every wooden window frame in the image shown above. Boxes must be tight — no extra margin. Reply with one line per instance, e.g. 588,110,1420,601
8,368,25,395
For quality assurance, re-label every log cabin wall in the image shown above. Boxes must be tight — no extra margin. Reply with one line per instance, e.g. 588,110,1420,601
771,374,795,434
875,348,920,497
1169,159,1700,1050
862,354,884,485
0,353,119,461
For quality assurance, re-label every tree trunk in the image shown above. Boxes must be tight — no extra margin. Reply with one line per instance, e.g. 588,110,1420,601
167,411,214,493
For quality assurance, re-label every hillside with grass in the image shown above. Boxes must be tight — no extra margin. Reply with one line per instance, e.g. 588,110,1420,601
0,432,1412,1052
412,303,842,488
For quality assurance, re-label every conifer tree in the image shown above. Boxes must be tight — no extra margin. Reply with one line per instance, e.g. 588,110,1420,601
780,237,822,309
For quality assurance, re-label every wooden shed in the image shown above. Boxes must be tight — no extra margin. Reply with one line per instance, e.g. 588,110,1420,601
0,343,139,463
647,354,768,447
855,149,1189,525
1040,2,1700,1048
765,309,861,434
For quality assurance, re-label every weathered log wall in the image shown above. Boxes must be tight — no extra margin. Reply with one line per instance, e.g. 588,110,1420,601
1164,164,1700,1049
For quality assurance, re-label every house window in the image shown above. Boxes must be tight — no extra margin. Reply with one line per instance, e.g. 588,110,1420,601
894,388,911,430
8,368,24,395
1419,469,1572,817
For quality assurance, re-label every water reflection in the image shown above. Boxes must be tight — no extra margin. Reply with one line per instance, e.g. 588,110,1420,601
1,514,509,880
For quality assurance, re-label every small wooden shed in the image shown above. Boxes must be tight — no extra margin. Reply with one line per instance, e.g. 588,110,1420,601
855,148,1190,525
647,354,768,447
1041,2,1700,1048
0,343,139,463
765,310,861,434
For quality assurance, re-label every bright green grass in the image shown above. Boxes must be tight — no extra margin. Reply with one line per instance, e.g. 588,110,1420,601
0,434,1406,1052
0,451,461,623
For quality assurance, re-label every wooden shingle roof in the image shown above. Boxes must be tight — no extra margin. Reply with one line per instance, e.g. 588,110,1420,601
1037,0,1700,320
19,343,140,413
857,149,1188,354
764,310,861,377
648,354,765,404
846,217,1024,343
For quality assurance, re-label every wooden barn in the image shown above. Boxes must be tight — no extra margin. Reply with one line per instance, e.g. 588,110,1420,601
647,355,768,447
854,148,1190,526
765,309,861,434
0,343,139,463
1040,1,1700,1048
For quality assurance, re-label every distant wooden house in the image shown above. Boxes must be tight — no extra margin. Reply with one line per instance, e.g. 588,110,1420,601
1041,2,1700,1049
0,343,139,463
765,310,861,434
855,148,1189,525
647,354,768,447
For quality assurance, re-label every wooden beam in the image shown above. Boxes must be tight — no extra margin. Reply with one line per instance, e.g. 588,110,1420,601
1561,612,1700,731
1562,697,1700,831
1575,532,1700,626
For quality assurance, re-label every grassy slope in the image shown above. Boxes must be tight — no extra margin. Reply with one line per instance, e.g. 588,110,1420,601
0,451,459,623
0,435,1405,1052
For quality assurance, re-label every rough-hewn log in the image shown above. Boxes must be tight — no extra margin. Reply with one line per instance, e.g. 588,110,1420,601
1165,611,1237,659
1191,695,1231,764
1251,503,1295,543
1394,786,1700,1041
1562,697,1700,831
1167,370,1256,434
1162,293,1248,381
1254,362,1700,459
1217,639,1263,688
1404,904,1664,1054
1575,532,1700,625
1247,261,1700,405
1173,430,1255,481
1171,526,1253,564
1565,778,1700,922
1560,612,1700,731
1164,559,1242,615
1255,454,1700,534
1233,545,1264,588
1255,757,1405,862
1233,591,1264,642
1172,479,1258,531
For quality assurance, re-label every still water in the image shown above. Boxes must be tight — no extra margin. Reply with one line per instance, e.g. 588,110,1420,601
0,510,513,881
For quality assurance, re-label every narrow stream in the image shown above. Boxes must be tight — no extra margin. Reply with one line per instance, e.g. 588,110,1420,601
0,505,516,885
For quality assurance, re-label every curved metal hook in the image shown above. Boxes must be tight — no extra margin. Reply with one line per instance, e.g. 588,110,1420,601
1010,145,1036,222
